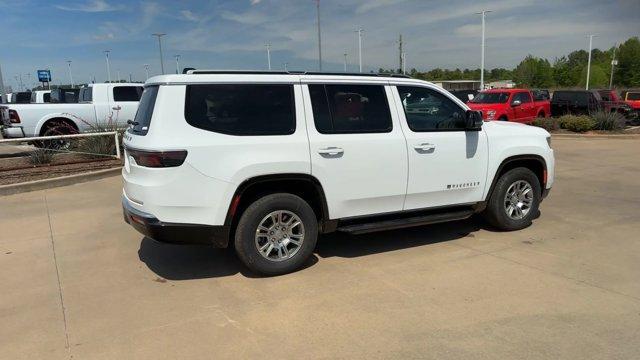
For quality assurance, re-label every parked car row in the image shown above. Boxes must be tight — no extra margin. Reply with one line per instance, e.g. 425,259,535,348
1,83,143,139
464,87,639,123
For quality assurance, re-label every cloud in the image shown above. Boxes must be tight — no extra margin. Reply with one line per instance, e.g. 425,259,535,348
180,9,199,22
92,33,115,40
250,0,262,5
141,1,161,28
56,0,123,12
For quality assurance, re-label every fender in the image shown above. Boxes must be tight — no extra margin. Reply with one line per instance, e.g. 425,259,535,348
223,173,335,232
34,113,81,136
476,154,547,213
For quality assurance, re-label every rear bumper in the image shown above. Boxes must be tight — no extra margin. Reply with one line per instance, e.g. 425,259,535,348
122,195,230,247
1,126,26,138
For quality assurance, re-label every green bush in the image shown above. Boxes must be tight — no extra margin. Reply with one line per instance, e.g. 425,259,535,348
591,111,626,131
532,117,560,131
74,122,124,159
28,149,55,165
558,115,596,132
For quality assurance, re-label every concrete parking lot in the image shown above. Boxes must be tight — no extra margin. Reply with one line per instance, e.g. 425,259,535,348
1,137,639,359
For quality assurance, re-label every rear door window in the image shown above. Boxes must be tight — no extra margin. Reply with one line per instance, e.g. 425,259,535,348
129,86,159,135
184,84,296,136
79,87,93,102
308,84,392,133
113,86,143,102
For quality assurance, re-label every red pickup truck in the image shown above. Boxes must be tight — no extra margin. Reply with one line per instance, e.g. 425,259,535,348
622,91,640,112
467,88,550,123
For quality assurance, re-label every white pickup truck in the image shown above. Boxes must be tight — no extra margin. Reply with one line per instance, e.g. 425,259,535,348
1,83,143,138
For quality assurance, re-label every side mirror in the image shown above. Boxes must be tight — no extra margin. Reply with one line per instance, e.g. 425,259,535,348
511,99,522,107
465,110,483,131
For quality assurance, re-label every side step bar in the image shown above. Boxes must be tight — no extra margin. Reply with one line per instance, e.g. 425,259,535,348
336,209,474,235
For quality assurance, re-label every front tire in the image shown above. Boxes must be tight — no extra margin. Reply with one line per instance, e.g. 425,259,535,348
482,167,541,231
234,193,318,276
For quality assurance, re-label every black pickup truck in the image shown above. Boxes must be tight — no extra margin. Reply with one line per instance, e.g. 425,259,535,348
551,90,602,116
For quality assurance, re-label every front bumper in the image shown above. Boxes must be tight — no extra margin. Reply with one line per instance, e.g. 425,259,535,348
122,196,230,247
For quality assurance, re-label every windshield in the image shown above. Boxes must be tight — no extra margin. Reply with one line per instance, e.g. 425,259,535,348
627,93,640,101
470,92,509,104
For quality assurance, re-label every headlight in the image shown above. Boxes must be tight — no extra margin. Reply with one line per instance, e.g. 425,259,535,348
487,110,496,119
546,136,551,148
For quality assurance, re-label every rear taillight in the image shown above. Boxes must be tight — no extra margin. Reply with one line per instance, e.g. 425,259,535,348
9,110,20,123
126,148,187,168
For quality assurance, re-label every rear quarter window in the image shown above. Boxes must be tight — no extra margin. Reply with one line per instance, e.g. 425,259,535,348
184,84,296,136
113,86,144,102
129,86,159,135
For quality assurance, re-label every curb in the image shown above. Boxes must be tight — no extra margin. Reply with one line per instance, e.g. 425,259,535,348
0,167,122,196
552,133,640,140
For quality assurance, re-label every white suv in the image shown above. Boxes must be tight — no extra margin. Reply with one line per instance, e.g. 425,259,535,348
122,71,554,275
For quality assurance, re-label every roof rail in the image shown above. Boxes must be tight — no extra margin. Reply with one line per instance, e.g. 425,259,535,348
185,69,412,78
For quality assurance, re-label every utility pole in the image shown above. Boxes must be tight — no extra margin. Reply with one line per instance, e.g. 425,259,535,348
66,60,75,88
174,55,181,74
152,33,166,74
586,34,595,90
609,44,617,89
315,0,322,71
284,62,288,72
104,50,112,83
129,73,133,82
476,10,491,90
144,64,150,80
398,34,403,73
343,53,348,72
265,43,272,70
117,70,121,83
355,27,364,73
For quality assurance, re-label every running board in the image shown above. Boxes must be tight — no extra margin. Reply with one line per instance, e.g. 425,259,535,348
336,209,474,235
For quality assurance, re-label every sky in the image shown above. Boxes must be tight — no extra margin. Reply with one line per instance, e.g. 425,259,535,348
0,0,639,90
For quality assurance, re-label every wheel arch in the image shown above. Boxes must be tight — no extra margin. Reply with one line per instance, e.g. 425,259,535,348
224,173,334,235
37,115,79,136
483,155,547,205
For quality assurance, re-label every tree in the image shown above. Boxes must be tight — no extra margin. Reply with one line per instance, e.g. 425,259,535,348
513,55,554,87
579,64,608,88
615,37,640,87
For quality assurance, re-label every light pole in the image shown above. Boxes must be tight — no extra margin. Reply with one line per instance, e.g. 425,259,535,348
343,53,348,72
152,33,166,74
284,62,288,71
586,34,595,90
66,60,75,88
0,61,6,102
609,44,618,89
315,0,322,71
355,27,364,73
117,70,121,83
144,64,150,80
174,54,181,74
476,10,491,90
265,43,272,70
103,50,112,83
402,52,407,75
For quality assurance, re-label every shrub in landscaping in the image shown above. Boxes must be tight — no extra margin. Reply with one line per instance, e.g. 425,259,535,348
532,117,560,131
591,111,626,131
558,115,596,133
28,149,55,165
74,122,123,159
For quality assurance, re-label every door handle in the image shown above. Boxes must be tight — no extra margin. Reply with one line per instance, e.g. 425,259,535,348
112,105,122,111
414,143,436,152
318,147,344,156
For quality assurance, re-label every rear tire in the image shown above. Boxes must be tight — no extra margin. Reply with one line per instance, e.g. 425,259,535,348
482,167,541,231
37,120,78,150
234,193,318,276
537,111,545,118
499,116,508,121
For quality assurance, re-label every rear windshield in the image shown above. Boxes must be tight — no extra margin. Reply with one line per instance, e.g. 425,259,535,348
628,93,640,100
129,86,159,135
469,92,510,104
79,87,92,102
553,91,589,103
184,84,295,136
